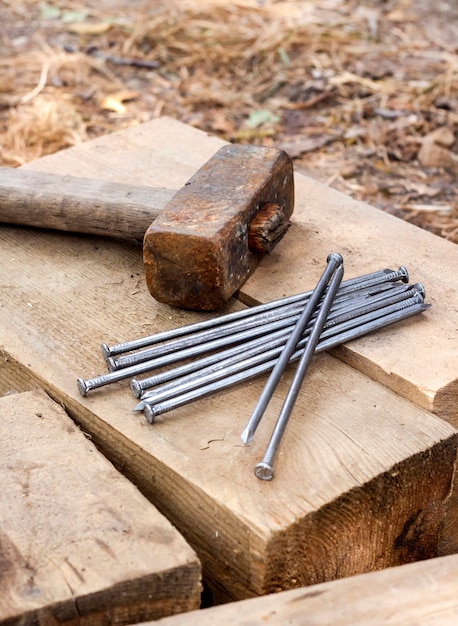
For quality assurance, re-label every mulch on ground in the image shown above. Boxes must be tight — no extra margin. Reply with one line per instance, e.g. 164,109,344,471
1,0,457,241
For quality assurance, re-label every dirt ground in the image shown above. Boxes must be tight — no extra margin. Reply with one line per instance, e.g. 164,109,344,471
1,0,457,242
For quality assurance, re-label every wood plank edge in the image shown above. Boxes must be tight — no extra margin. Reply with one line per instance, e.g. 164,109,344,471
151,552,458,626
261,433,458,594
3,566,202,626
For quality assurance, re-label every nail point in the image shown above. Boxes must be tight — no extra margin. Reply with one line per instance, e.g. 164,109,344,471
241,427,253,445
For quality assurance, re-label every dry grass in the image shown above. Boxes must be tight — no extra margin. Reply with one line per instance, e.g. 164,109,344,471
1,0,457,241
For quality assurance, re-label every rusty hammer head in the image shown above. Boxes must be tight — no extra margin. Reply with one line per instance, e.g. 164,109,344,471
143,144,294,310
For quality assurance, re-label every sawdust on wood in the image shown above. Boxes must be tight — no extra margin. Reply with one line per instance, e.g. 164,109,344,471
1,0,457,242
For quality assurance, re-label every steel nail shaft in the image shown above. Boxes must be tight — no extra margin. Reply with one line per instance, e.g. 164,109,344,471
78,314,302,395
105,267,409,373
241,253,344,445
108,301,307,371
78,279,418,397
137,284,422,406
254,264,344,480
101,267,405,359
140,299,429,421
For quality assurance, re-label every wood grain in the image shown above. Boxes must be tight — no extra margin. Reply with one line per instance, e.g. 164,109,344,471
242,164,458,422
21,116,458,422
154,553,458,626
0,225,455,598
0,117,456,601
0,167,174,239
0,390,201,625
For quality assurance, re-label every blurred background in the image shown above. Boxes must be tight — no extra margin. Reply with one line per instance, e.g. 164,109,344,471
1,0,457,241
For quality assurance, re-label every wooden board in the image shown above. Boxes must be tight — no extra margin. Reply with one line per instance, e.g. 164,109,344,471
243,172,458,421
153,553,458,626
0,390,201,625
22,117,458,421
0,118,457,601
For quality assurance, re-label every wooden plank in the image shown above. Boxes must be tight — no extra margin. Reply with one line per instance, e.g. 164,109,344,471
0,228,455,600
0,118,457,601
242,171,458,421
153,553,458,626
0,390,201,625
22,116,458,421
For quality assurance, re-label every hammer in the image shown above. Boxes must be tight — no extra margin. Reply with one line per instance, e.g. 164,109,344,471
0,145,294,310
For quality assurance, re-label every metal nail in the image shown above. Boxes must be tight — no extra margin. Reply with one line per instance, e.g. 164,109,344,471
138,343,290,409
139,298,429,421
142,360,276,424
131,282,410,398
240,253,344,445
254,263,344,480
78,278,419,397
317,288,425,342
109,267,410,372
78,314,301,395
137,283,420,406
108,301,307,371
101,267,402,359
132,327,293,400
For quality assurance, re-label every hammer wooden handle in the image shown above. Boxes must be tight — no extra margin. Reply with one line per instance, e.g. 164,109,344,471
0,167,175,240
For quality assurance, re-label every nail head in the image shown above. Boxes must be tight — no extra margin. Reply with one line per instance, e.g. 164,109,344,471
77,378,89,397
254,462,274,481
130,379,143,398
144,404,157,424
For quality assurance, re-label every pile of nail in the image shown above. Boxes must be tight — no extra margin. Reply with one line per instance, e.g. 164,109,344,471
77,253,430,479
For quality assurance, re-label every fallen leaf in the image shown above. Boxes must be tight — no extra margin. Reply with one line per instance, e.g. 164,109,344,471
39,3,60,19
277,134,336,158
208,110,234,134
386,8,414,22
61,10,89,23
100,91,139,114
403,181,442,197
245,109,280,129
329,71,385,92
425,127,455,148
67,21,113,35
418,127,458,175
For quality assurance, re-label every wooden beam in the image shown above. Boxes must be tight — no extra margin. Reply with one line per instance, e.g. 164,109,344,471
153,553,458,626
0,118,457,600
22,116,458,421
0,390,201,625
243,175,458,421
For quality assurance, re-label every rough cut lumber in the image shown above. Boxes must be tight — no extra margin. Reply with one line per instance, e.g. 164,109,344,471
152,553,458,626
243,180,458,422
0,118,457,601
0,390,201,625
22,117,458,422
